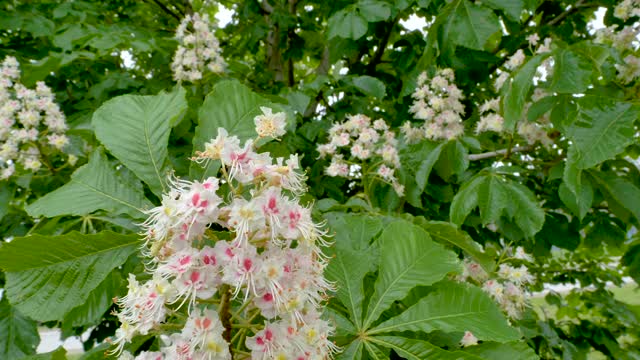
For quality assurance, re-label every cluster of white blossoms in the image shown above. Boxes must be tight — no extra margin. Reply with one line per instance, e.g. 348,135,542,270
0,56,71,180
615,0,640,20
475,95,553,148
112,112,337,359
594,2,640,84
317,114,404,196
494,38,553,91
460,247,535,319
172,12,226,82
403,68,465,142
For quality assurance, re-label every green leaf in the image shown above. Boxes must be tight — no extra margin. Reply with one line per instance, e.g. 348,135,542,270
369,282,519,342
64,270,122,327
352,75,386,98
325,213,383,329
590,172,640,224
559,178,592,220
25,150,152,219
0,231,140,322
336,339,364,360
565,98,638,169
478,176,510,225
0,185,11,221
502,54,548,131
415,143,443,191
328,9,368,40
463,341,539,360
93,87,187,196
451,174,544,237
21,347,67,360
504,182,545,238
357,0,391,22
0,297,39,360
622,241,640,284
449,0,501,51
370,336,483,360
364,341,389,360
364,220,460,328
482,0,524,21
536,212,580,251
434,140,468,181
450,174,485,226
190,80,276,179
549,49,593,94
416,219,495,272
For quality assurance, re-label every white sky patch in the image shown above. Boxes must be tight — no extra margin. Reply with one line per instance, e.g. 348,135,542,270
216,4,234,28
120,50,135,69
590,7,607,33
400,14,428,33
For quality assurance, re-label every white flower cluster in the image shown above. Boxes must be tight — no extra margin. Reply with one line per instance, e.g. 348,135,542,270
0,56,70,180
404,69,465,142
461,247,535,319
316,114,404,196
494,39,553,91
615,0,640,20
475,98,504,134
475,96,553,148
112,116,337,359
616,55,640,84
172,12,226,82
595,3,640,84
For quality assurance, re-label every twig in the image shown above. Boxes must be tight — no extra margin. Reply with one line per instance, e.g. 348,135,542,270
145,0,181,20
303,47,330,117
367,15,400,74
547,0,595,27
258,0,275,14
468,145,533,161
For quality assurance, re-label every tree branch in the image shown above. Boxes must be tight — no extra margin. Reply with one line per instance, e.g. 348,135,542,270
468,145,533,161
145,0,181,20
303,47,330,117
367,15,400,74
547,0,593,27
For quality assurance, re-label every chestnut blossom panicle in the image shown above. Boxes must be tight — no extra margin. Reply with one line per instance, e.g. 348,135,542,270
172,12,226,82
405,68,465,142
460,331,479,347
475,98,504,135
112,112,337,359
460,248,535,319
316,114,405,196
0,56,72,180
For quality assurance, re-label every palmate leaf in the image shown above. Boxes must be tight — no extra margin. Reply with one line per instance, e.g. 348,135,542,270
324,213,383,329
565,97,638,170
445,0,501,51
501,53,549,131
93,87,187,196
450,173,544,238
369,336,483,360
363,220,460,328
414,218,495,272
25,149,152,219
0,297,39,360
481,0,524,21
549,49,593,94
64,270,122,327
590,171,640,224
368,281,519,343
0,231,139,322
190,80,277,179
21,347,67,360
463,341,539,360
328,9,368,40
